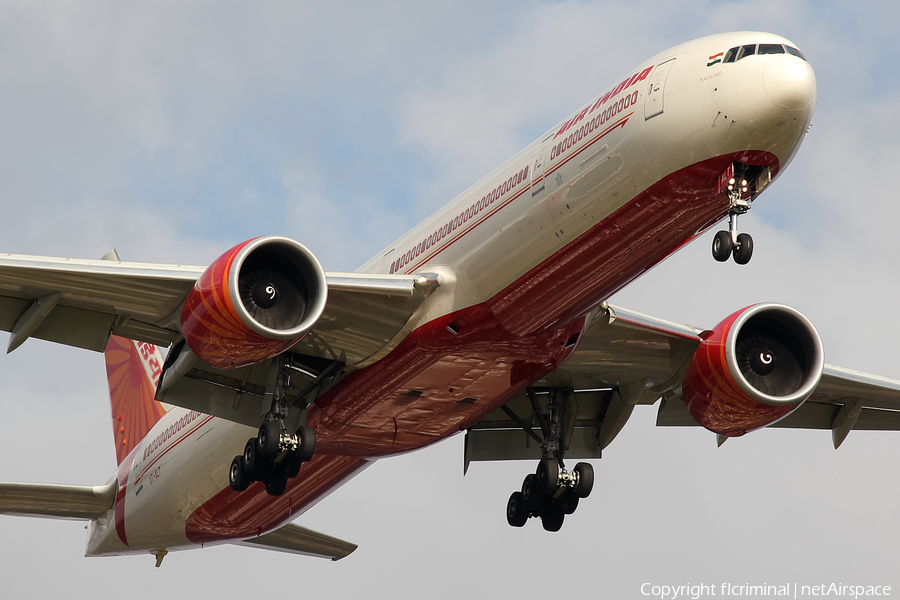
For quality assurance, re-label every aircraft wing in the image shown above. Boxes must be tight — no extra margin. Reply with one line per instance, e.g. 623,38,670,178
233,522,357,561
0,480,117,520
0,252,425,367
464,304,900,469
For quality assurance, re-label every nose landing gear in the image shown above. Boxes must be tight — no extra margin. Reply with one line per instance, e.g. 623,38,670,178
711,163,771,265
712,214,753,265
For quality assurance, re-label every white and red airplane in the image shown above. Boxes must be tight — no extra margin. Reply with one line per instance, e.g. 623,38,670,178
2,31,898,566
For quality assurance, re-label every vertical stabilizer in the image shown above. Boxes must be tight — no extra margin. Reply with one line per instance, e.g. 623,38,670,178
104,335,168,465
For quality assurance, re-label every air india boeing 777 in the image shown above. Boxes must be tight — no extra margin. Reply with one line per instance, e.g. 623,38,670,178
2,31,898,566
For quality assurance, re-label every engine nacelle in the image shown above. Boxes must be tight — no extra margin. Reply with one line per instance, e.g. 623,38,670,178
181,236,327,369
681,304,824,437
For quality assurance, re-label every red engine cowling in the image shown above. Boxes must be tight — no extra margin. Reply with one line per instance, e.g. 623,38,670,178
181,236,328,369
682,304,824,437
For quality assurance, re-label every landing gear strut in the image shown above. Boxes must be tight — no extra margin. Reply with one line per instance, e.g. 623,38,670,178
228,354,327,496
504,388,594,532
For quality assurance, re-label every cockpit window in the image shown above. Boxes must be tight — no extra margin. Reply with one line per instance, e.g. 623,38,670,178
785,45,807,61
726,42,807,63
758,43,786,55
737,45,756,60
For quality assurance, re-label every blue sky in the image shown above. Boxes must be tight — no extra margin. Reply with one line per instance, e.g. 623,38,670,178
1,1,898,598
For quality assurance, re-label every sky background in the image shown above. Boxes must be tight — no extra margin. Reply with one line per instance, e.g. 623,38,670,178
0,1,898,597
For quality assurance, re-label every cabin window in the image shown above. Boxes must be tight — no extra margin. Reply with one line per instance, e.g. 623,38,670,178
758,43,785,55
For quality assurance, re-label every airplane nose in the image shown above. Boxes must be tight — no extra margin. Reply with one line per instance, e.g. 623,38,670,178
764,55,815,110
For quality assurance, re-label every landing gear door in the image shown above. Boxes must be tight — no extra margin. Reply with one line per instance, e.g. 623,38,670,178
644,58,676,120
531,135,553,196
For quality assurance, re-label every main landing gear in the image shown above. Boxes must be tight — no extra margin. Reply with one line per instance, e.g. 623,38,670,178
504,388,595,532
507,458,594,532
229,423,316,496
228,354,329,496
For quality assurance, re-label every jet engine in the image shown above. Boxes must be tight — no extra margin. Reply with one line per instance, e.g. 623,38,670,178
180,236,327,369
681,304,824,437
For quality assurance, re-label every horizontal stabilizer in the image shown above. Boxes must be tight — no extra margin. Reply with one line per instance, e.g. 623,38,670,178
0,480,117,520
234,522,357,561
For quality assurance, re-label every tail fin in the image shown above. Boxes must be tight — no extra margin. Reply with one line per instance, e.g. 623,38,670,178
104,335,168,465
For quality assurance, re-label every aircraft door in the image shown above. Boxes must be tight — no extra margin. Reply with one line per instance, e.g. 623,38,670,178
644,58,676,120
531,135,553,196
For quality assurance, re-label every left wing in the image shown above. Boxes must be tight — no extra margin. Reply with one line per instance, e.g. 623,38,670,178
465,303,900,468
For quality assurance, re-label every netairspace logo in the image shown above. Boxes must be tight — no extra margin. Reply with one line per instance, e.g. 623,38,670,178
641,583,892,600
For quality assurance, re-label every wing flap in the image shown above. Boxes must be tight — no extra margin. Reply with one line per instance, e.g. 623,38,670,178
233,522,357,561
0,480,117,520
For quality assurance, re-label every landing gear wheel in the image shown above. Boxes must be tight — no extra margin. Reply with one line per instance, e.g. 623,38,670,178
229,456,250,492
541,504,565,532
264,471,288,496
294,425,316,462
507,492,528,527
285,456,303,479
573,462,594,498
242,438,261,477
521,474,543,512
536,458,558,494
733,233,753,265
562,494,579,515
258,421,281,457
712,230,733,262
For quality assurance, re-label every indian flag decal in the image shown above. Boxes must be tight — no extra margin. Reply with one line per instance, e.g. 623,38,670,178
707,52,724,67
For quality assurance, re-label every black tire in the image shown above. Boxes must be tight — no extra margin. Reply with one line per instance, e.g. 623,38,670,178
242,438,261,476
734,233,753,265
562,494,579,515
295,425,316,462
506,492,528,527
258,421,281,457
574,462,594,498
712,230,732,262
229,456,249,492
285,455,303,479
541,504,565,532
521,474,543,512
265,471,288,496
535,458,558,494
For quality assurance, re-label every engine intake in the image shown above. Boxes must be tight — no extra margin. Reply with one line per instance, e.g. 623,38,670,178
181,236,327,369
681,304,824,437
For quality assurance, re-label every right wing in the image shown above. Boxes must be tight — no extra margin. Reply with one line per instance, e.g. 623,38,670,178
0,253,427,367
